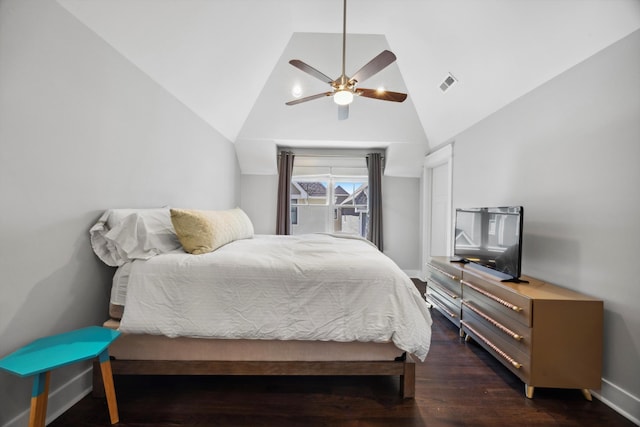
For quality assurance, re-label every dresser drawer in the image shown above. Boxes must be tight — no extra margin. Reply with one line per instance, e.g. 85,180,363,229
427,275,462,303
461,273,532,327
462,302,531,357
426,286,461,326
461,318,531,383
426,262,462,297
426,260,460,278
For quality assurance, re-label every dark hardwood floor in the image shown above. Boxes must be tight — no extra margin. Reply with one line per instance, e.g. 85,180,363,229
50,309,634,427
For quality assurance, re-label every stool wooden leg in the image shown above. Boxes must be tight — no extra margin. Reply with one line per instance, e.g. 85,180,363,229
99,351,119,424
29,371,50,427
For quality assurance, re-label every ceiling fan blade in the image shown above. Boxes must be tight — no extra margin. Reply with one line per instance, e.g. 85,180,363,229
286,92,333,106
356,88,407,102
349,50,397,84
289,60,334,84
338,104,349,120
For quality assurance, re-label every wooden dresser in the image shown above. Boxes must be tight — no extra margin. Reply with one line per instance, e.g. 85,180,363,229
426,256,603,399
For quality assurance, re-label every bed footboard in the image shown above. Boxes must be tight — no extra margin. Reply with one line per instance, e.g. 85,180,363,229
92,357,416,399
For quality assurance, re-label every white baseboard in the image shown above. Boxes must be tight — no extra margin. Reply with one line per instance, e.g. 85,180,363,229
2,367,92,427
592,378,640,426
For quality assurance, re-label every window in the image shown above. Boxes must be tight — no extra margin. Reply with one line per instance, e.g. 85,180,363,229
333,180,369,237
285,153,375,238
290,176,368,238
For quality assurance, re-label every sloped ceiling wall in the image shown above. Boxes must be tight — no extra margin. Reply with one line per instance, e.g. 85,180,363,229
57,0,640,176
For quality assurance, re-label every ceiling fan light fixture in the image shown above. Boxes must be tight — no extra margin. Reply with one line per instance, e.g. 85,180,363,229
285,0,406,118
333,90,353,105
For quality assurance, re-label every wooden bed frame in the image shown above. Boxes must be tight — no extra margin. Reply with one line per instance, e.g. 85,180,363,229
94,308,420,399
93,356,415,398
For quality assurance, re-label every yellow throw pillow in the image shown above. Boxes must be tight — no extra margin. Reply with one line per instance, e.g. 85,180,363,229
170,208,254,254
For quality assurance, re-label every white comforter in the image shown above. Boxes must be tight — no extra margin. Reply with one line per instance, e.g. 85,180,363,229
119,234,432,361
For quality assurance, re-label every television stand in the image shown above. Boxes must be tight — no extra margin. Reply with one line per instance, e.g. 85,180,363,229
425,256,603,400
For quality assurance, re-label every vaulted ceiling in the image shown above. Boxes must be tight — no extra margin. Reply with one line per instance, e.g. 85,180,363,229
58,0,640,176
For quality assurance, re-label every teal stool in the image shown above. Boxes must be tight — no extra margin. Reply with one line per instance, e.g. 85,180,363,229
0,326,121,427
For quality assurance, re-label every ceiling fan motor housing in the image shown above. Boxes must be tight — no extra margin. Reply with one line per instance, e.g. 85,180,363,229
285,0,406,119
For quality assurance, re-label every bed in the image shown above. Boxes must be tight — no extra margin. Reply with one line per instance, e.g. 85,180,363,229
90,207,432,398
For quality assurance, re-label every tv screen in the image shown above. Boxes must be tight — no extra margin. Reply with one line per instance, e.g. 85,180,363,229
454,206,523,280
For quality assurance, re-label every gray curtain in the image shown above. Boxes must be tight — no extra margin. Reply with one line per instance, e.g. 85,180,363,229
366,153,383,250
276,151,295,235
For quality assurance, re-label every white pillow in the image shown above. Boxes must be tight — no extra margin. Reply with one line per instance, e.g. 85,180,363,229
90,208,180,266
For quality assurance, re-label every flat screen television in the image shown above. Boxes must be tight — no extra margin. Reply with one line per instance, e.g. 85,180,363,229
453,206,524,282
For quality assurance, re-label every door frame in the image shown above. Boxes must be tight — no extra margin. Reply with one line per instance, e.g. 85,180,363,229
421,144,453,279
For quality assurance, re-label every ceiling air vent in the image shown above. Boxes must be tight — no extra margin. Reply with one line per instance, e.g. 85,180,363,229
439,73,457,92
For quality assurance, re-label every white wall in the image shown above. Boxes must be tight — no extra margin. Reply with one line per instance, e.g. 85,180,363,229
240,174,278,234
0,1,239,425
383,177,421,273
450,30,640,423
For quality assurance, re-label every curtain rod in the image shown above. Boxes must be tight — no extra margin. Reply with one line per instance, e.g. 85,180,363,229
278,152,385,159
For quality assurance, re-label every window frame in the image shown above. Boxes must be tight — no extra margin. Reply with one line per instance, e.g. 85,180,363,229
290,174,369,237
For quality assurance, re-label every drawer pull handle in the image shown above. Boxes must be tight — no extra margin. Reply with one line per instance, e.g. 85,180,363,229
428,280,459,299
462,301,522,341
427,295,458,318
462,321,522,369
461,280,523,312
427,263,458,281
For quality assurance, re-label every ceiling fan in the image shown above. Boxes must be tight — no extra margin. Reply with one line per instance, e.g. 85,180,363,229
285,0,407,120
